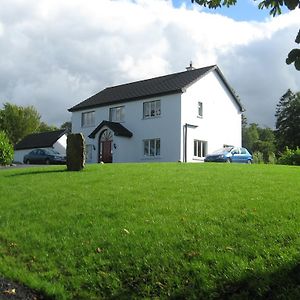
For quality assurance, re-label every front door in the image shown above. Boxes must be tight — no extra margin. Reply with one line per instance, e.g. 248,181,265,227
101,140,112,163
99,129,113,163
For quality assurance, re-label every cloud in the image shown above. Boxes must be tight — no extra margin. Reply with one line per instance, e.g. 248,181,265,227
0,0,299,127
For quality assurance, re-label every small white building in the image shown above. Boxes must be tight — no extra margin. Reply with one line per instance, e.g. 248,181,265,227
69,65,244,163
14,130,67,163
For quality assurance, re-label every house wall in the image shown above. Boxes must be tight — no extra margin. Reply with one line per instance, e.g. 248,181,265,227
71,93,182,163
180,70,242,162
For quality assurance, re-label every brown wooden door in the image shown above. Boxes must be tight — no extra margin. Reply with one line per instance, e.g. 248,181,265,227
101,141,112,163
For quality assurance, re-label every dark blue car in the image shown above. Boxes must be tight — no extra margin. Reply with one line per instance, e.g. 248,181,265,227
23,148,66,165
204,147,253,164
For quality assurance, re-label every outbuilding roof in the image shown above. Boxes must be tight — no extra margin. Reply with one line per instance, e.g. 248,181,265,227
69,65,244,112
14,130,66,150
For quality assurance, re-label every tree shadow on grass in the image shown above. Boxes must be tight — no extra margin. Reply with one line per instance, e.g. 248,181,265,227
215,261,300,299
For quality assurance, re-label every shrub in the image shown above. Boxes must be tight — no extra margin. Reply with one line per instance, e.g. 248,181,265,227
253,151,264,164
268,152,277,164
0,131,14,166
277,147,300,166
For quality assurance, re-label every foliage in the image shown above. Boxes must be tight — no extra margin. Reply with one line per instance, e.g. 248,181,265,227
277,147,300,165
60,121,72,133
253,151,264,163
192,0,300,70
38,122,58,133
275,90,300,152
286,29,300,70
0,131,14,166
0,163,299,299
243,122,276,163
0,103,41,144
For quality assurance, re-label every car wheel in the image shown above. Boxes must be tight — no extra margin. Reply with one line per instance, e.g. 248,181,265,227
226,158,231,163
25,159,30,164
45,159,50,165
247,159,252,164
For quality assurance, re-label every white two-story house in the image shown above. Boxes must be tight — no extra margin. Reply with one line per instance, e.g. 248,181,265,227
69,65,244,163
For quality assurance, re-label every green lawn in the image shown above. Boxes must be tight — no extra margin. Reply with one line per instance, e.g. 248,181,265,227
0,163,299,299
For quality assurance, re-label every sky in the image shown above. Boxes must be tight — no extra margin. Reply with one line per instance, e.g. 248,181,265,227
0,0,299,128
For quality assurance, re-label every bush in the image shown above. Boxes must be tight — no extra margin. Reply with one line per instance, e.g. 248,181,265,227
277,147,300,166
268,152,277,164
253,151,264,164
0,131,14,166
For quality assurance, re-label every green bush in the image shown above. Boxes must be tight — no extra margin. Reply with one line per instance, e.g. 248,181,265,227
268,152,277,164
278,147,300,166
0,131,14,166
253,151,264,164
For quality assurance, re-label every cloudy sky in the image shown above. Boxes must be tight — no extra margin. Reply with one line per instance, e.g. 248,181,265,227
0,0,299,128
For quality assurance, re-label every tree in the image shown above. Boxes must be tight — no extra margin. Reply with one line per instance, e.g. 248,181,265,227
39,122,58,133
275,89,300,152
60,121,72,133
0,103,41,144
0,131,14,166
192,0,300,70
242,122,276,163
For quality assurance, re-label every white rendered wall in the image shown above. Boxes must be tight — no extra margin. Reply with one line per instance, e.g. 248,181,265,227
71,93,182,163
53,135,67,155
180,70,242,162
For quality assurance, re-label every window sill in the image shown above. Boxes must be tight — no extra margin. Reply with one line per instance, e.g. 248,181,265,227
141,156,162,161
142,116,161,120
81,125,95,128
197,116,203,119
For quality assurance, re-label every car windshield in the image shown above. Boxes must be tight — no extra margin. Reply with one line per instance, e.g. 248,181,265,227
46,149,60,155
212,147,233,154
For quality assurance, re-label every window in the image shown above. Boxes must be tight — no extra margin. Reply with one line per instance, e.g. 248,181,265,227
109,106,125,122
143,100,161,118
194,140,207,157
198,102,203,117
81,111,95,127
144,138,160,157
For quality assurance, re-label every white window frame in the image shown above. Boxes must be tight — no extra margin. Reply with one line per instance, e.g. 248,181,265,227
194,140,207,158
143,100,161,119
81,111,95,127
198,101,203,118
143,138,160,157
109,106,125,122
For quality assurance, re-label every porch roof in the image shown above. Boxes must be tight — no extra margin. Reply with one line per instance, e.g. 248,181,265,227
88,121,133,139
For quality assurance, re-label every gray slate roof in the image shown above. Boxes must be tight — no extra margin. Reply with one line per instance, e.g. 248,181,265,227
14,130,66,150
69,65,243,112
89,121,133,139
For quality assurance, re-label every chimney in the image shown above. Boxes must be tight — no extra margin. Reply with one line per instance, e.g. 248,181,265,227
186,61,195,71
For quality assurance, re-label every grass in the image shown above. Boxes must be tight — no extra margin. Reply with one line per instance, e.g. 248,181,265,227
0,163,299,299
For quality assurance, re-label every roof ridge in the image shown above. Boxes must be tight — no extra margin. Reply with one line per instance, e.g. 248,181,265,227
103,65,217,90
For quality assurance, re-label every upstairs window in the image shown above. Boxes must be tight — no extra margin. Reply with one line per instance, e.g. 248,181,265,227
194,140,207,157
143,100,161,118
81,111,95,127
144,138,160,157
109,106,125,122
198,102,203,118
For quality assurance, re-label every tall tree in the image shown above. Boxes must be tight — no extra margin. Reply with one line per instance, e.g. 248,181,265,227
275,89,300,151
192,0,300,70
0,103,41,144
39,122,58,133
